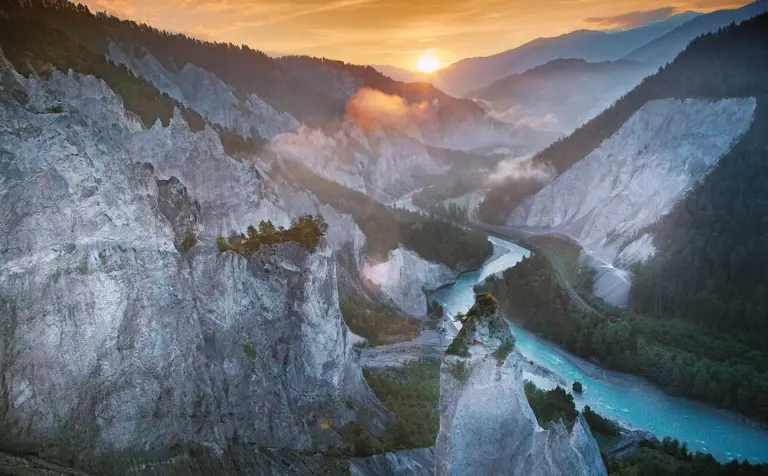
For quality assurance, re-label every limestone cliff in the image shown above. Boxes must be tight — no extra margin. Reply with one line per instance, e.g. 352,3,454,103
508,98,756,306
363,247,456,317
435,294,607,476
0,57,386,471
108,42,299,140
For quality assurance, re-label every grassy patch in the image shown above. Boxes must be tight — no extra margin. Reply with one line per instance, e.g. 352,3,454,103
363,361,440,451
339,293,420,345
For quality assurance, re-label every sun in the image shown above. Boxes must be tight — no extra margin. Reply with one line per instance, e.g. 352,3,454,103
416,55,441,73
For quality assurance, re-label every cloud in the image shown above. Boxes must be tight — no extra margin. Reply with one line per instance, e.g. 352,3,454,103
77,0,753,68
487,155,556,186
345,87,437,132
584,7,677,29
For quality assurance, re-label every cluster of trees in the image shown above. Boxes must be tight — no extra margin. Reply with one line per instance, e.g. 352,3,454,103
0,2,265,156
484,252,768,422
608,438,768,476
217,215,328,257
524,382,578,429
285,163,493,270
0,0,340,127
360,362,440,453
480,13,768,224
631,98,768,345
339,293,420,345
524,381,619,438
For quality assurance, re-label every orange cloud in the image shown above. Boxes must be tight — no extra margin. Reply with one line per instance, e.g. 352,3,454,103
76,0,753,69
346,87,437,132
585,7,677,29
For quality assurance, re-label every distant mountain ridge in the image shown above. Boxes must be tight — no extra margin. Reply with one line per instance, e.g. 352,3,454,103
416,11,699,96
468,58,656,134
625,0,768,64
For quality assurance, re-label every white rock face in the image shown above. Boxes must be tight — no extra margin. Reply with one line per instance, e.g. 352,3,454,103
270,123,448,199
508,98,756,305
349,448,436,476
436,306,606,476
363,247,456,317
108,42,299,139
0,62,387,467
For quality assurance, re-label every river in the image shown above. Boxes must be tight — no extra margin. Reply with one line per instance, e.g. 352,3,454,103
427,235,768,464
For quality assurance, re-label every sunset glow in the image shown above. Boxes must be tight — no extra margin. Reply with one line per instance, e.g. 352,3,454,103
76,0,750,69
416,55,441,73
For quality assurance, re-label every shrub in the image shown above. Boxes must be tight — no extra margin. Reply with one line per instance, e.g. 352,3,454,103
449,361,471,383
181,234,197,252
216,236,230,253
493,337,515,365
46,105,65,113
338,421,383,457
583,405,619,437
243,344,257,358
339,294,419,345
218,216,328,257
445,327,469,357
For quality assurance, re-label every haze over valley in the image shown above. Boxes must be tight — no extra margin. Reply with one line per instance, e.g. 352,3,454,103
1,1,768,475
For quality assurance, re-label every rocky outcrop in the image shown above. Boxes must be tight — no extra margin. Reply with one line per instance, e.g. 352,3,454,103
508,98,756,306
349,448,436,476
363,247,456,317
108,42,299,140
435,294,607,476
0,60,387,471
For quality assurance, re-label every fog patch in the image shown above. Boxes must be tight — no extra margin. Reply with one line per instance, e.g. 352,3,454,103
346,87,438,132
487,155,556,186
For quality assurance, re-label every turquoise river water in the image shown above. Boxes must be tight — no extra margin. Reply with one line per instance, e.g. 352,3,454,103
429,236,768,464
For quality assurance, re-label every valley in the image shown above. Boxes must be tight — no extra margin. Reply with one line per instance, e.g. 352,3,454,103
1,1,768,475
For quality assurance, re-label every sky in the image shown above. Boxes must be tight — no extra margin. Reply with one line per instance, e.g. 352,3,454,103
77,0,750,70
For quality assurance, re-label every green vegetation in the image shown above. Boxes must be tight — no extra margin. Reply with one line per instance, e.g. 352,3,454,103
243,344,257,358
607,438,768,476
46,105,65,113
284,162,493,270
523,381,619,439
524,382,578,430
448,361,471,383
362,362,440,451
217,215,328,257
583,405,619,437
338,421,384,457
411,179,474,222
631,97,768,347
480,14,768,224
339,293,420,345
181,234,197,252
492,337,515,365
445,326,469,357
485,251,768,422
0,0,265,156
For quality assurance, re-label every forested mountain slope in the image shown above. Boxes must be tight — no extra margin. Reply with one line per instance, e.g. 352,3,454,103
482,13,768,346
468,58,656,135
426,12,698,96
630,81,768,345
625,0,768,65
480,13,768,225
